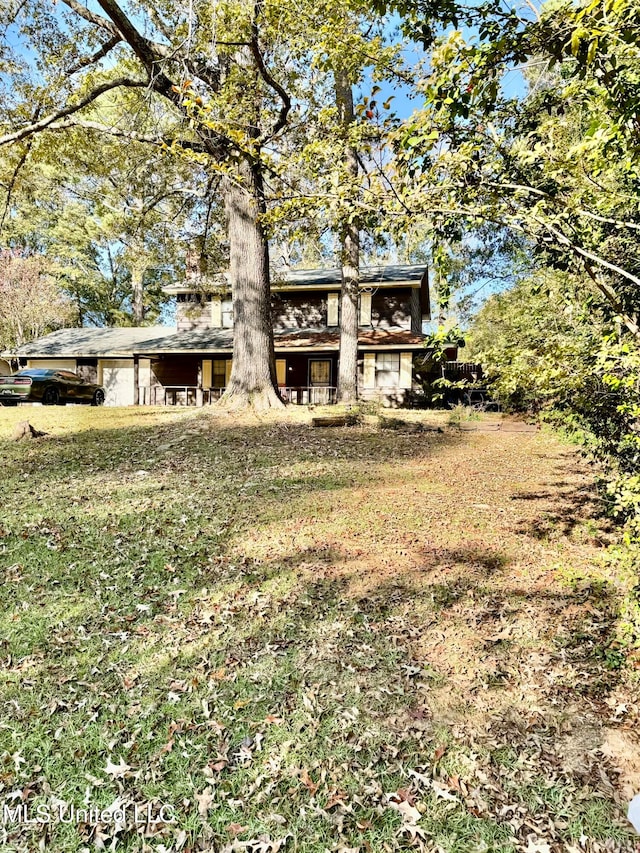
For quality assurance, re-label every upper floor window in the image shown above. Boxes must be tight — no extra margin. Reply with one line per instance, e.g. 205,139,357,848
376,352,400,387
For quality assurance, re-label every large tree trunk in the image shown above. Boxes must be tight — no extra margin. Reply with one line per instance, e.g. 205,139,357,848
219,159,283,410
338,224,360,403
335,72,360,404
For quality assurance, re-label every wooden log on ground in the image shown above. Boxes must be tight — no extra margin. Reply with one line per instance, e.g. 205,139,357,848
311,415,358,427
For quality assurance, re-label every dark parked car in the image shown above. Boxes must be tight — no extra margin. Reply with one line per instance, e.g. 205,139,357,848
0,369,105,406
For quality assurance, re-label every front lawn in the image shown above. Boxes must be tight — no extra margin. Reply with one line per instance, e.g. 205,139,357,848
0,405,637,852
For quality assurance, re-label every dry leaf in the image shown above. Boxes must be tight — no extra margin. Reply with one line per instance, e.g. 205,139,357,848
103,757,131,779
392,800,422,825
226,822,248,836
196,786,215,817
300,768,318,795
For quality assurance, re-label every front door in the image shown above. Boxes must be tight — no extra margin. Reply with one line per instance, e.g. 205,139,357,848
309,359,331,386
308,359,331,404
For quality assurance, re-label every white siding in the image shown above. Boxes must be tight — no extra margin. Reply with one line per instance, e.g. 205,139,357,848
26,359,76,371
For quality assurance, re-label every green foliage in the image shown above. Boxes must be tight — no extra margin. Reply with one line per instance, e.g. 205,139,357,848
386,0,640,340
469,269,640,655
467,273,606,413
0,134,215,326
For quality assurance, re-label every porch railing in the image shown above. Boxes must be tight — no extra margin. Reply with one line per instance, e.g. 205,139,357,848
280,386,337,405
138,385,337,406
138,386,226,406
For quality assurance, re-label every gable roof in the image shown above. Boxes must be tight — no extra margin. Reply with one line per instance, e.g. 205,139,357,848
6,326,176,358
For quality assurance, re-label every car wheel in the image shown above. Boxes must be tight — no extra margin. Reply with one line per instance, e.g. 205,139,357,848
42,386,60,406
92,389,105,406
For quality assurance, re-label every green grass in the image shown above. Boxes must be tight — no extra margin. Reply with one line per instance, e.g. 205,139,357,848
0,405,636,851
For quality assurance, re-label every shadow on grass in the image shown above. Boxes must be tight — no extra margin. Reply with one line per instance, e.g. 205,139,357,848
0,412,634,851
510,470,613,542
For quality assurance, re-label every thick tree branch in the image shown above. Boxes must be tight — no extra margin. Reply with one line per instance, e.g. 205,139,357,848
95,0,221,95
95,0,175,94
0,142,32,233
136,1,223,91
250,15,291,141
60,0,119,37
0,79,148,147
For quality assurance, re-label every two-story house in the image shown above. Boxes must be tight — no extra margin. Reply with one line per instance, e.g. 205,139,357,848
5,264,434,406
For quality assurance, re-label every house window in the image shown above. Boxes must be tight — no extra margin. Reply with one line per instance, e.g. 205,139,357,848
375,352,400,387
222,300,234,328
309,359,331,386
179,293,205,305
212,359,227,388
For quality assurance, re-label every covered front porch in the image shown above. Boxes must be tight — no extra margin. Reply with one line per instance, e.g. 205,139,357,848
135,352,341,406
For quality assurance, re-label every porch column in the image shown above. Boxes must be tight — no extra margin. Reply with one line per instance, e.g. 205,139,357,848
196,360,204,407
133,355,139,405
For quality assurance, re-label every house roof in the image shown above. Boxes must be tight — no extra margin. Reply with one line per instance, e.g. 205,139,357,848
133,326,427,354
6,326,175,358
6,324,429,359
275,328,427,351
133,327,234,354
163,264,428,294
272,264,427,290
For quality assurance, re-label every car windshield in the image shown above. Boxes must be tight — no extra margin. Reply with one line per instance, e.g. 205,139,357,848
16,369,54,377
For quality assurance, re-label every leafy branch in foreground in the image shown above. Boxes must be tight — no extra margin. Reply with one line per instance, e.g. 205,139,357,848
379,0,640,338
